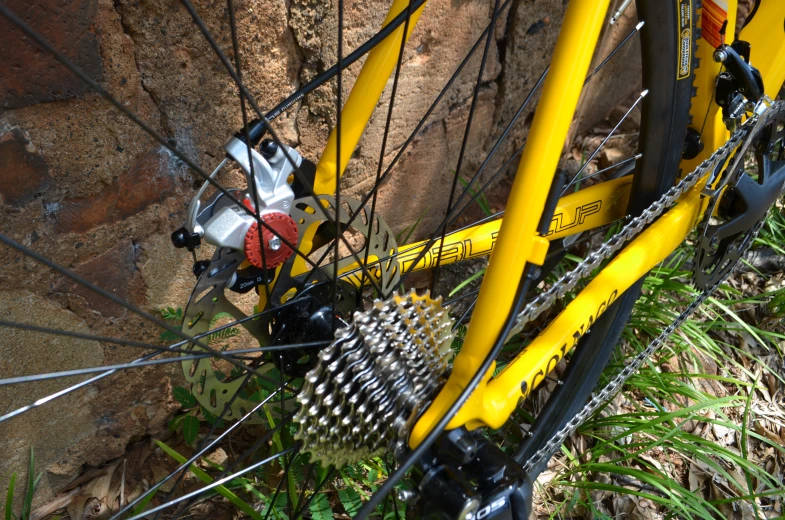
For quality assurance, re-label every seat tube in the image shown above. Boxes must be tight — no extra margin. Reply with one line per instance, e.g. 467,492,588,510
410,0,612,447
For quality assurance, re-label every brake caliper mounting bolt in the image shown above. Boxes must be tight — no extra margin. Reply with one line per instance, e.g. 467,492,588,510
261,139,279,159
713,49,728,63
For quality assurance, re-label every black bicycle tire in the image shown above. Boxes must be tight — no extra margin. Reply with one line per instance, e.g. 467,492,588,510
511,0,698,472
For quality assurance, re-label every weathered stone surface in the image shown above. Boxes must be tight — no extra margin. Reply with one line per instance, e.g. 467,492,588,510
0,0,103,109
0,290,103,506
0,0,622,508
0,129,51,207
54,240,139,318
55,150,178,234
138,232,197,313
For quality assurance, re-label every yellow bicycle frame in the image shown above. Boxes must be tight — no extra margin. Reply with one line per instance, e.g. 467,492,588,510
288,0,785,447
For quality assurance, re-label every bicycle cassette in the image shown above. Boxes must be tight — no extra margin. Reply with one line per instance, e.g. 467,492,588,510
294,291,453,468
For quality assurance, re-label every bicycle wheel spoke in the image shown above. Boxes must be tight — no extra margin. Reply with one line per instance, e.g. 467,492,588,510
0,320,179,353
431,0,502,293
279,355,292,512
453,298,478,331
384,459,402,519
444,288,481,308
264,0,428,121
0,318,325,358
0,351,303,389
584,21,645,85
0,1,706,517
445,70,547,222
565,153,642,190
563,89,648,192
361,0,414,293
333,0,345,324
291,467,335,519
396,18,647,294
125,446,298,520
227,0,272,304
169,412,299,520
179,0,384,295
450,19,645,231
149,371,271,520
301,0,514,285
449,145,525,225
263,450,298,519
0,285,316,424
0,233,291,384
0,4,335,283
113,383,283,519
292,462,316,520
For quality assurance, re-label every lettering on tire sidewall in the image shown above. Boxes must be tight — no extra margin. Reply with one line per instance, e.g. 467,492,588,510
677,0,692,80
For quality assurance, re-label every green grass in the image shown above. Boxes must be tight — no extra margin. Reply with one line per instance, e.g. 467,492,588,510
528,230,785,518
457,175,494,218
2,448,42,520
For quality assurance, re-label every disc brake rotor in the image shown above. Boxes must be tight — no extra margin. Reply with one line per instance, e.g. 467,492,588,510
180,194,401,423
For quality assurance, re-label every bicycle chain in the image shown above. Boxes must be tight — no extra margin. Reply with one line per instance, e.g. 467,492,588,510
508,121,744,341
518,102,782,473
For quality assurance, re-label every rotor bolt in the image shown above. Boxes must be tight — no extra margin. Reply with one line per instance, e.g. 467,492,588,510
268,236,282,251
713,49,728,63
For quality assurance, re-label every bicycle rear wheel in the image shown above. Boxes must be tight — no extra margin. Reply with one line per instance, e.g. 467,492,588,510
0,0,696,517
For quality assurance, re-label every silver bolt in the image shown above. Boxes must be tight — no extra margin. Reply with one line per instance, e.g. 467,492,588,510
396,489,416,502
268,237,281,251
713,49,728,63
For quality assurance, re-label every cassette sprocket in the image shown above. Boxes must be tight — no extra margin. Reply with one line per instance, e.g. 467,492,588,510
294,290,453,468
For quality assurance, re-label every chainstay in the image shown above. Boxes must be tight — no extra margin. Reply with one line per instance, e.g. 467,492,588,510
505,104,785,341
521,218,765,474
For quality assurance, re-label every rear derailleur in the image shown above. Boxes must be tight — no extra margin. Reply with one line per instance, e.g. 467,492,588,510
404,428,535,520
693,40,785,288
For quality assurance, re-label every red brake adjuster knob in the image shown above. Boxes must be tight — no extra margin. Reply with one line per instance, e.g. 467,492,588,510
243,211,299,269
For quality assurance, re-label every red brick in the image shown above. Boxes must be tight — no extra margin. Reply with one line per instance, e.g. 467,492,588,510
0,0,102,109
55,150,178,234
0,129,51,206
57,240,138,318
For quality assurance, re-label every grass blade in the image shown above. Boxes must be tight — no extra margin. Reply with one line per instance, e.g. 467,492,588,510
154,440,262,520
5,472,16,520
